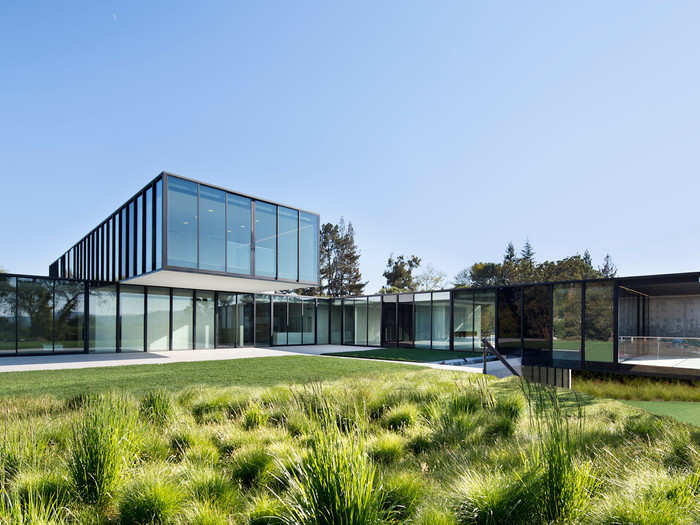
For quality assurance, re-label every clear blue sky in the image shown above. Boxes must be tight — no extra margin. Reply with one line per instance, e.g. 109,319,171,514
1,1,699,292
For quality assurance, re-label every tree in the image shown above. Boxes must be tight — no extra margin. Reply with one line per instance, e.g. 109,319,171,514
298,218,367,297
599,254,617,278
415,264,447,291
380,254,421,293
454,262,502,288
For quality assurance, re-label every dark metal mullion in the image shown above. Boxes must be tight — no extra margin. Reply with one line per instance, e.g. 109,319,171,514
192,289,197,350
151,184,157,272
125,204,130,279
142,192,147,275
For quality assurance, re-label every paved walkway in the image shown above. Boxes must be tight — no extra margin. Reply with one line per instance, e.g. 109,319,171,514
0,344,521,379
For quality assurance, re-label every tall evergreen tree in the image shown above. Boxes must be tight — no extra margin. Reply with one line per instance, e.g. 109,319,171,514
599,254,618,278
380,254,421,293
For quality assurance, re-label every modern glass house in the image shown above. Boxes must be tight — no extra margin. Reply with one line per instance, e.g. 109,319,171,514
1,173,699,380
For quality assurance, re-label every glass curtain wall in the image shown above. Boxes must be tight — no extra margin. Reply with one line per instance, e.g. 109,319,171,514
433,291,451,350
453,289,474,351
273,296,288,345
552,283,582,362
414,293,431,349
0,276,16,354
584,282,614,362
343,299,355,345
239,294,255,346
288,297,303,345
172,290,194,350
254,202,277,278
474,290,496,350
523,285,551,351
167,177,198,268
196,291,215,349
216,293,238,347
398,294,414,347
54,280,85,352
299,212,319,283
367,296,381,346
199,187,226,272
317,299,329,345
382,296,397,347
89,285,116,352
155,178,163,270
302,298,315,344
330,299,342,344
278,207,298,281
354,298,368,346
17,278,53,353
255,295,271,346
147,287,170,351
498,287,522,355
227,195,251,275
120,285,144,351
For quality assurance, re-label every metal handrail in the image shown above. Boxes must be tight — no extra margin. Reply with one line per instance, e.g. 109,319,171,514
481,338,521,377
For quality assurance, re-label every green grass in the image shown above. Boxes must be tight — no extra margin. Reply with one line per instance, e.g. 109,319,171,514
624,400,700,427
324,347,481,362
0,355,415,399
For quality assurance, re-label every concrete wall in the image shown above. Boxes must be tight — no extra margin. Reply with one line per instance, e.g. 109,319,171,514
648,295,700,337
522,365,571,388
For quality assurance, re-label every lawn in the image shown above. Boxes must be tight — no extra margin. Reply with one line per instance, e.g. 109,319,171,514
0,366,698,524
324,347,481,363
624,400,700,427
0,355,416,399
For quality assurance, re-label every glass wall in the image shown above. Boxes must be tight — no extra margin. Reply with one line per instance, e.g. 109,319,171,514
0,276,16,354
523,285,551,351
498,287,522,355
433,291,452,350
120,285,144,351
255,295,271,346
584,282,614,362
239,294,255,346
553,283,582,362
398,294,414,347
172,289,194,350
146,187,153,272
330,300,342,344
54,280,85,351
199,187,226,272
474,289,496,350
317,299,329,345
354,298,368,346
155,179,163,270
17,278,53,353
278,207,298,281
414,293,431,349
147,287,170,351
453,289,474,351
255,202,277,278
302,298,315,344
343,299,355,345
368,296,381,346
273,296,288,345
89,284,116,352
287,297,303,345
167,177,198,268
195,291,215,349
382,296,397,347
216,293,238,348
300,212,319,283
227,194,251,275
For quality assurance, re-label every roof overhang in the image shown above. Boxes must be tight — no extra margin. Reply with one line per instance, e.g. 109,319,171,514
121,269,304,293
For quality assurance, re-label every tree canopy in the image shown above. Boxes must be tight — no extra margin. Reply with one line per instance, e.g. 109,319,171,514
380,254,421,293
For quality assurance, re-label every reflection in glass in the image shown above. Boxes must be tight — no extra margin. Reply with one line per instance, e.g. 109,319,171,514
155,179,162,269
288,297,303,345
278,207,298,281
239,294,254,346
302,298,315,344
167,177,198,268
398,294,414,348
453,290,474,351
216,293,238,347
227,194,251,275
147,287,169,351
584,282,614,362
17,278,53,353
368,296,381,346
343,299,354,344
199,186,226,272
523,285,551,350
382,296,397,347
273,296,288,345
146,187,153,272
255,294,271,346
0,276,17,354
317,299,329,345
414,293,431,349
433,291,451,350
196,291,215,348
497,288,522,355
54,280,85,351
330,300,342,345
299,212,319,283
474,290,496,350
254,202,277,278
120,285,144,351
172,289,194,350
354,298,368,346
89,284,116,353
553,283,582,362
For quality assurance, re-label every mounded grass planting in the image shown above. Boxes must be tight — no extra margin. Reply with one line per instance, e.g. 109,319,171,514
0,362,697,523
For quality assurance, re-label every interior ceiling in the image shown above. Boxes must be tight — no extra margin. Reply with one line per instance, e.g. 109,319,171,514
122,270,300,293
619,276,700,296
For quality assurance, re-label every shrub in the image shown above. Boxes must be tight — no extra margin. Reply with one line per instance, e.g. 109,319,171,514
118,474,183,524
276,405,385,525
244,404,270,430
229,447,273,488
13,469,72,507
382,471,422,523
68,393,136,503
382,403,418,431
370,433,406,465
139,389,174,426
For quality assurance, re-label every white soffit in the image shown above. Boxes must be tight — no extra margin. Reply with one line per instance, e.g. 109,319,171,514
122,270,301,293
